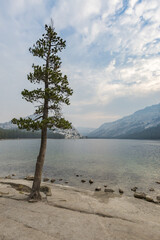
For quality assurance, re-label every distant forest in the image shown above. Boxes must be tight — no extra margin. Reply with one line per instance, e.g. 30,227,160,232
0,128,65,139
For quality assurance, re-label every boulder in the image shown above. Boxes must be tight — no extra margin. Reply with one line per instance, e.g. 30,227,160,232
5,175,11,179
24,176,34,181
81,179,86,183
89,179,94,184
50,178,56,183
131,187,138,192
43,177,49,182
145,195,154,203
134,192,146,199
40,185,52,196
155,181,160,184
119,189,124,194
156,196,160,202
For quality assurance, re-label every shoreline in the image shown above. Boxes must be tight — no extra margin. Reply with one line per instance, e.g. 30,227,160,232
2,174,160,199
0,178,160,239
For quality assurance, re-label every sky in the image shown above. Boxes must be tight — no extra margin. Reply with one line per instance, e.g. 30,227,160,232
0,0,160,128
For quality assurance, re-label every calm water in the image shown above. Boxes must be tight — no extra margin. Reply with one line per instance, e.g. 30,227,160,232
0,139,160,195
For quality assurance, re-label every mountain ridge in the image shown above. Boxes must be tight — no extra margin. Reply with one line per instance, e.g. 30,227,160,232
88,103,160,139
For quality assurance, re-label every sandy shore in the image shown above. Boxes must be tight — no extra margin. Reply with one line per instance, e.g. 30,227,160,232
0,178,160,240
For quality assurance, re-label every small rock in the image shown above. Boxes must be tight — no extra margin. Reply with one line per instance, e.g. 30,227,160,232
50,178,56,183
81,179,86,183
65,181,68,184
5,175,11,179
119,189,124,194
145,195,154,203
95,187,101,191
131,187,138,192
89,179,94,184
59,179,63,181
24,176,34,181
104,188,115,193
156,196,160,202
40,185,52,196
104,185,107,188
155,181,160,184
149,188,155,191
76,175,79,177
134,192,146,199
43,178,49,182
12,174,16,177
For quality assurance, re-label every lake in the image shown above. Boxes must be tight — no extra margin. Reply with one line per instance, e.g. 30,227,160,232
0,139,160,195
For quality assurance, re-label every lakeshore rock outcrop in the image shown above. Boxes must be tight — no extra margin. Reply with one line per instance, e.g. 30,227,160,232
0,179,160,240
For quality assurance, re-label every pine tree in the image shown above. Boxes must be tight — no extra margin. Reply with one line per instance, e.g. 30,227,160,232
12,22,73,201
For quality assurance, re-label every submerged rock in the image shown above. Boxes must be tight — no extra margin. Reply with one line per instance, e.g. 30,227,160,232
104,188,115,193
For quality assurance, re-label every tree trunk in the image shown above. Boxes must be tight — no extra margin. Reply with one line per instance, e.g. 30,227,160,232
29,126,47,200
29,34,50,201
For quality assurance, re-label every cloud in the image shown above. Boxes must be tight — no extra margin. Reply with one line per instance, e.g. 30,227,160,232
0,0,160,127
